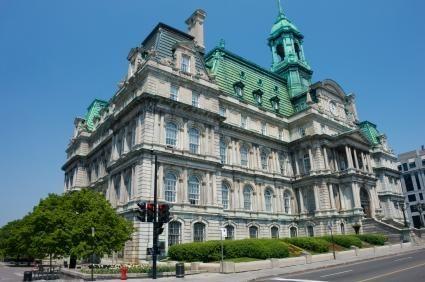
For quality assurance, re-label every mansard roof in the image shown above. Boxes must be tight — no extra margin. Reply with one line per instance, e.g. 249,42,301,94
85,99,108,131
205,47,294,117
359,121,381,146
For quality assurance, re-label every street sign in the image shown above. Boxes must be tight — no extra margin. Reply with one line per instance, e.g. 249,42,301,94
221,227,227,238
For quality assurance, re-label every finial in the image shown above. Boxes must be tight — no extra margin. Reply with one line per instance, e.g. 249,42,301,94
277,0,284,16
218,39,225,49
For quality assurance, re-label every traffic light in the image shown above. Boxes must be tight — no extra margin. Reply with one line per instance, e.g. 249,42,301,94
158,204,171,223
136,202,146,222
146,203,155,222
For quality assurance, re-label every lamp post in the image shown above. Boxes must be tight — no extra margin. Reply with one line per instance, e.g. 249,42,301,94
91,227,95,281
401,203,408,228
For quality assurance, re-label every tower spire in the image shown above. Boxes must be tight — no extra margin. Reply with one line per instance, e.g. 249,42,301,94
276,0,284,17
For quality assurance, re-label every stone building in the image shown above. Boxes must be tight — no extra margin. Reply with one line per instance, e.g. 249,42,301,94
62,6,404,262
398,146,425,228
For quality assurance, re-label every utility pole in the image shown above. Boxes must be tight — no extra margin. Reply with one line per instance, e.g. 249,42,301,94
152,151,158,279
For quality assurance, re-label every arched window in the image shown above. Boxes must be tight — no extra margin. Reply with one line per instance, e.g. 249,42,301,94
243,186,253,210
276,43,285,62
240,146,248,167
193,222,205,242
166,122,178,146
222,183,230,209
249,226,258,238
168,221,181,246
307,226,314,237
294,42,301,60
225,225,234,240
188,175,200,205
189,128,200,154
271,226,279,239
290,226,298,238
261,151,268,170
264,189,273,212
284,191,292,214
164,172,177,202
220,138,227,164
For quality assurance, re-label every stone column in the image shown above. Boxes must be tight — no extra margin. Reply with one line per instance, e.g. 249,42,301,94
345,146,353,168
308,148,314,171
361,152,367,172
298,189,304,213
328,184,336,209
353,149,359,169
182,121,188,151
323,146,329,170
238,180,244,210
294,153,300,176
352,183,361,209
314,185,321,211
333,149,339,171
159,113,164,145
366,154,373,173
182,168,188,204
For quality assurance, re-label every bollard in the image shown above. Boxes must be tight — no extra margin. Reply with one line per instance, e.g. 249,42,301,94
176,262,185,278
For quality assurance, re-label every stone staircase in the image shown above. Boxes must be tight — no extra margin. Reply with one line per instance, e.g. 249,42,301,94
361,218,406,243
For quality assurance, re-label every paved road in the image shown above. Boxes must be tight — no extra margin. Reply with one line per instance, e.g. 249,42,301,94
0,263,32,282
256,248,425,282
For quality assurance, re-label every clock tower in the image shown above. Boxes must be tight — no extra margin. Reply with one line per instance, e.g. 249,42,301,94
268,1,313,98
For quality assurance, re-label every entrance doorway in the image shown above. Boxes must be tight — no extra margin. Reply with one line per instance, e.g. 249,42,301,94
360,187,371,217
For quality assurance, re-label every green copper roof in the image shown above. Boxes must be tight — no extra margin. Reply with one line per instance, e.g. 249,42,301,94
205,47,294,117
359,121,381,145
269,2,301,38
85,99,108,131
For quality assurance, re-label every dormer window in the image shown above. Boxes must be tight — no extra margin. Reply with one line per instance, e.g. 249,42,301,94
253,89,263,105
270,96,280,112
233,81,244,97
181,54,190,73
257,79,263,87
240,71,246,79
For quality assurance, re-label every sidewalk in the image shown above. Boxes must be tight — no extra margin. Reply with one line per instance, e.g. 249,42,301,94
100,243,425,282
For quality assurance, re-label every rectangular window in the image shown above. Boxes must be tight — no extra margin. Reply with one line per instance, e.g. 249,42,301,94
299,127,306,137
398,165,402,171
181,54,190,73
404,174,414,191
303,154,311,174
261,122,267,135
415,172,422,190
409,162,416,169
192,92,199,107
219,106,226,117
408,194,417,202
402,163,408,171
241,115,247,129
170,85,179,101
420,193,424,200
422,159,425,166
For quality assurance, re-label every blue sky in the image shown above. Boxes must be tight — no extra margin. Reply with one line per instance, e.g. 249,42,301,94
0,0,424,226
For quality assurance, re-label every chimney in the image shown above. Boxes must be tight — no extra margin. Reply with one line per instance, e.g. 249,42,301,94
185,9,206,51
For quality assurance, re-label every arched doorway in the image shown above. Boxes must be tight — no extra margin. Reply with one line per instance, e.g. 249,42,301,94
360,187,371,217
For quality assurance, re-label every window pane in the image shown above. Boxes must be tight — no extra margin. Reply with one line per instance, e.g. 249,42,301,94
249,226,258,238
243,186,252,210
181,55,190,72
188,176,200,205
189,128,199,154
220,138,227,164
192,92,199,107
170,85,179,101
225,225,234,240
165,172,177,202
271,227,279,239
168,221,181,246
193,223,205,242
261,152,268,170
222,184,229,209
241,146,248,166
265,190,272,212
166,122,177,146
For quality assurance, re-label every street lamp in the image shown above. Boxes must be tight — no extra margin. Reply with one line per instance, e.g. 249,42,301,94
91,227,95,281
400,203,409,228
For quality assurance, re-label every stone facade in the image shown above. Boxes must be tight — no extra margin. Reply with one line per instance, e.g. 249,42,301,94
398,146,425,228
62,8,404,262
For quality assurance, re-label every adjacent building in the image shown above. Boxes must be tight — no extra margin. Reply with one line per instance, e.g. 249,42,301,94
398,146,425,228
62,6,405,262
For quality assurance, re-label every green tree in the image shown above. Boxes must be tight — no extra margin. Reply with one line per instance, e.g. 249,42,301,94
0,189,134,264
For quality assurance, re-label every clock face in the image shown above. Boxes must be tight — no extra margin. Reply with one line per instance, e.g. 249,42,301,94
329,101,337,115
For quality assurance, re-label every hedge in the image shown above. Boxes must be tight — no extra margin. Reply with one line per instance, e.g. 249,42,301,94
168,239,290,262
356,234,387,246
283,237,330,253
321,235,363,248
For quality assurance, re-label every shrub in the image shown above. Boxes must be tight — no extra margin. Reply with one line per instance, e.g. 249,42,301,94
168,239,290,262
283,237,330,253
321,235,362,248
356,234,387,246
